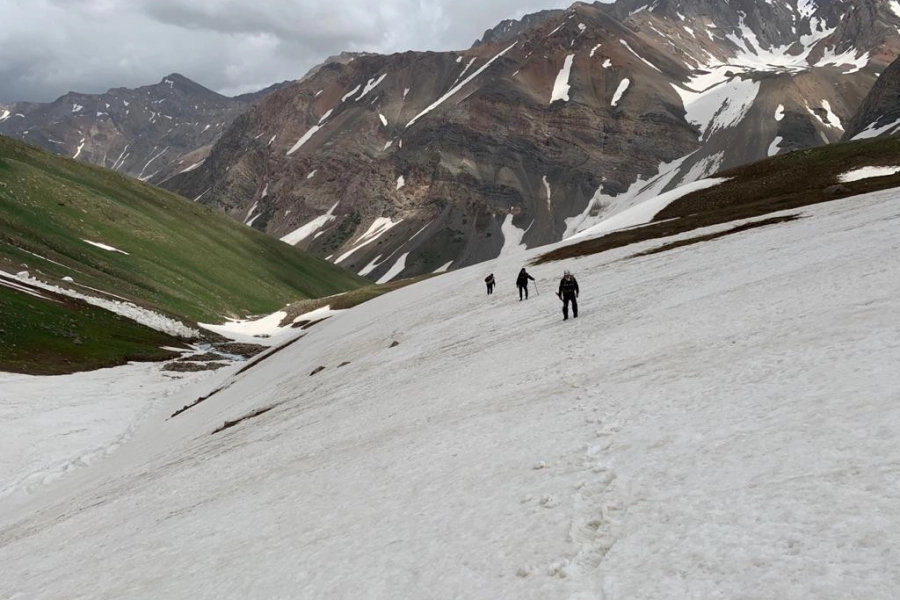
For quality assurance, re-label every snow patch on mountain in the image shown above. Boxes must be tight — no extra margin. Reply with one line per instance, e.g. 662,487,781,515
280,201,340,245
396,175,406,190
376,252,409,284
564,154,693,238
72,138,86,160
379,114,388,127
358,255,384,277
768,136,784,157
286,125,322,156
178,159,205,174
590,44,602,58
611,79,630,106
681,152,725,184
336,217,403,264
82,240,129,255
0,109,10,123
850,118,900,140
550,55,575,104
406,42,518,128
499,214,529,257
572,176,728,240
620,39,661,73
341,85,362,102
674,77,760,141
356,74,387,101
838,165,900,183
775,104,785,121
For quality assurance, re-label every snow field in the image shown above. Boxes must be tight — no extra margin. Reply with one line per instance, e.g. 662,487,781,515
2,191,900,598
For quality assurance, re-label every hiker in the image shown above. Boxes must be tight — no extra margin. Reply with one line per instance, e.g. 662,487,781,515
557,269,579,320
484,273,496,295
516,267,535,301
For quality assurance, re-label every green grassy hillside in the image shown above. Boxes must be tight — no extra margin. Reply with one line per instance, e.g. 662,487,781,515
0,135,366,323
0,281,183,375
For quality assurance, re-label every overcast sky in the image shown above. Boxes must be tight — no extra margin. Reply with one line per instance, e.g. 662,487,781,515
0,0,595,104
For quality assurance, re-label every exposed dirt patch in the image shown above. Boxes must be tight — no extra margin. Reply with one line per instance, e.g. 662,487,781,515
212,342,266,357
163,361,229,372
633,214,801,257
234,334,305,376
212,405,277,435
170,383,232,419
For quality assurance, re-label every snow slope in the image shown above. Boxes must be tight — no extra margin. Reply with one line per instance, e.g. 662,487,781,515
2,190,900,599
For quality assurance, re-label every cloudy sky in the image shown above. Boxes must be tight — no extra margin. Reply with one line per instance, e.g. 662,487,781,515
0,0,594,104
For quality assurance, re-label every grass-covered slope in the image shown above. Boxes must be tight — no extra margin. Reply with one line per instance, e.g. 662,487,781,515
0,135,366,324
538,137,900,264
0,280,182,375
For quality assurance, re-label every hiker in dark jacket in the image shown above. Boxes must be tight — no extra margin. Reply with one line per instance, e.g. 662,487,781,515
516,268,535,300
484,273,496,295
558,270,579,320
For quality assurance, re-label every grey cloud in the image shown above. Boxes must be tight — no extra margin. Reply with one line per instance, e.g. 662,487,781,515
0,0,583,104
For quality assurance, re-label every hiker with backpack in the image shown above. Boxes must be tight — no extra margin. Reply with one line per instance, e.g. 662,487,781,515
516,267,535,300
557,270,579,320
484,273,496,295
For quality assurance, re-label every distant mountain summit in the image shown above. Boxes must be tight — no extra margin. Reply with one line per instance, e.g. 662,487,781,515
0,74,291,184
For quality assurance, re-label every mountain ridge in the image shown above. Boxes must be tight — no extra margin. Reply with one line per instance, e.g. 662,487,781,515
160,0,900,283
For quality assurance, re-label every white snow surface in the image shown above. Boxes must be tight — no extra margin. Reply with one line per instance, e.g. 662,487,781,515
673,77,760,141
619,39,661,73
178,159,205,174
837,165,900,183
335,217,403,264
286,124,322,156
199,311,290,342
279,201,340,245
499,213,529,258
356,74,387,101
550,54,575,104
2,190,900,599
375,251,410,284
768,135,784,157
850,118,900,141
611,78,630,107
0,109,10,122
379,113,388,127
72,138,86,160
775,104,785,121
0,364,210,511
396,175,406,190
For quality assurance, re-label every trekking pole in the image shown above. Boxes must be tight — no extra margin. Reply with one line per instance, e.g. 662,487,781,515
533,280,539,296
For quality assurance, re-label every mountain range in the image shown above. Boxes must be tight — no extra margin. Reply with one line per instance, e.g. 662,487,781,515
5,0,900,283
0,74,290,185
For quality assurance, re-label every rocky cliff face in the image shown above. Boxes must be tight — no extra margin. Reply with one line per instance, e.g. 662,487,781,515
0,74,290,184
843,51,900,140
163,0,900,282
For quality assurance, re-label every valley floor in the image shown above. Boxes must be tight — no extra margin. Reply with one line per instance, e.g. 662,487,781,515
2,189,900,599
